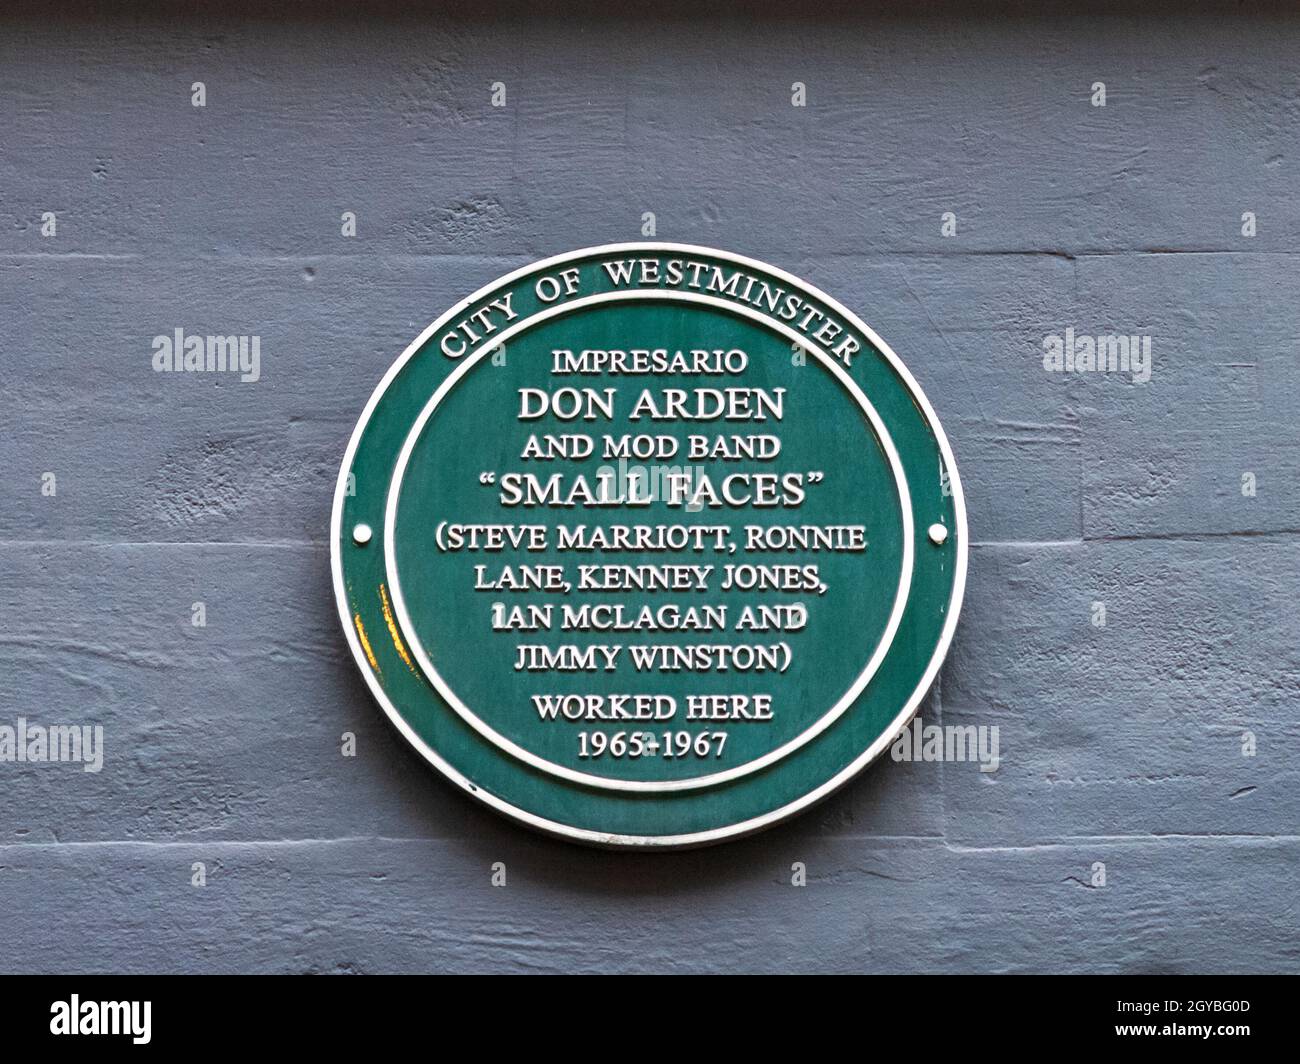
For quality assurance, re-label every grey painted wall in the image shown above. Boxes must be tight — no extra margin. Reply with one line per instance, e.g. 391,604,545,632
1,3,1297,973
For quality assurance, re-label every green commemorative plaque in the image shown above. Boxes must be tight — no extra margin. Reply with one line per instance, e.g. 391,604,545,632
332,244,967,847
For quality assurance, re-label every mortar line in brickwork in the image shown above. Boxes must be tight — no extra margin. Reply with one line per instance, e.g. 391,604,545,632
7,827,1289,853
4,832,1297,855
1085,528,1300,542
970,539,1083,548
7,249,1299,266
941,834,1300,853
819,248,1300,259
0,252,534,264
973,529,1300,547
0,833,955,854
0,252,141,261
0,539,324,548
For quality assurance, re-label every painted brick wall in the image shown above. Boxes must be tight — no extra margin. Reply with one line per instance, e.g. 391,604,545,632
1,3,1296,973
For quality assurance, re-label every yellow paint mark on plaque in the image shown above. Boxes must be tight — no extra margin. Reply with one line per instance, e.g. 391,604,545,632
379,583,415,670
353,613,379,672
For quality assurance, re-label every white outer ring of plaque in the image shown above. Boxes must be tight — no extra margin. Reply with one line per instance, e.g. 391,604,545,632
382,289,914,793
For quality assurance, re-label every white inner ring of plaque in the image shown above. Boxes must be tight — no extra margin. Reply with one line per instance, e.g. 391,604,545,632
385,290,914,793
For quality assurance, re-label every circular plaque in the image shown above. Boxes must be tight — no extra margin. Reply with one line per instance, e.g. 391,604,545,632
332,244,966,847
